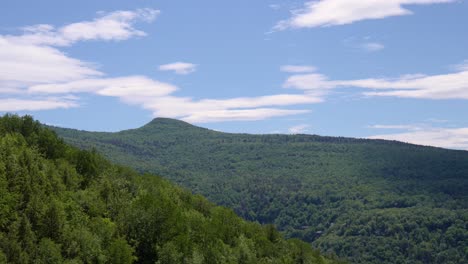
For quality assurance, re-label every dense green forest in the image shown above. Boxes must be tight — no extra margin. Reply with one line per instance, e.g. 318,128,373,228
52,118,468,264
0,114,341,264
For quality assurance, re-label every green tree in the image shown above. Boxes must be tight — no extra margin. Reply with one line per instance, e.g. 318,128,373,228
107,238,136,264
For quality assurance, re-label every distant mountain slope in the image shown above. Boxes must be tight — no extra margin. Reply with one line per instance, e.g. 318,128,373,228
0,114,339,264
52,118,468,264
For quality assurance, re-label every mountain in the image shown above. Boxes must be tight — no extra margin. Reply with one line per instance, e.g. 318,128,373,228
0,114,340,264
52,118,468,264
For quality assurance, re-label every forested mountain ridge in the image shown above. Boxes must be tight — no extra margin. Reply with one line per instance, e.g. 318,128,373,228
52,118,468,264
0,114,341,264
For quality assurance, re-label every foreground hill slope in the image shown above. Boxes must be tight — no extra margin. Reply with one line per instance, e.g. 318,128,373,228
0,115,339,264
52,118,468,263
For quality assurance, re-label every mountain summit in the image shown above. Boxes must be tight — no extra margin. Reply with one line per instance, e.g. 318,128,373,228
142,118,199,130
122,118,213,137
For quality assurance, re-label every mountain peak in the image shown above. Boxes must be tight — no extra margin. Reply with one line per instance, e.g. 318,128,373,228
147,117,194,127
138,117,208,133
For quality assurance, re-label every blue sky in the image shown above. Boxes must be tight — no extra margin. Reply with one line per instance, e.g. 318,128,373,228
1,0,468,150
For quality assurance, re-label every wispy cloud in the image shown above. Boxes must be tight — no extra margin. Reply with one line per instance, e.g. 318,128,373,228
159,62,197,75
0,98,78,111
343,37,385,53
142,94,317,123
288,124,310,134
361,42,385,52
369,124,422,130
275,0,454,30
283,73,335,102
281,65,317,73
7,8,160,46
28,76,177,98
182,109,309,123
283,61,468,100
369,124,468,150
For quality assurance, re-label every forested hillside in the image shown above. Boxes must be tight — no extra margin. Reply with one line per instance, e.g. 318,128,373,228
0,115,340,264
52,118,468,264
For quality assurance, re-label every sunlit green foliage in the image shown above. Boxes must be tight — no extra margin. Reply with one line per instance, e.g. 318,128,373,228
52,118,468,263
0,114,338,264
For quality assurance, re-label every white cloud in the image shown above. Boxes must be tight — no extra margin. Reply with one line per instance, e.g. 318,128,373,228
362,42,385,52
289,124,310,134
275,0,454,30
284,62,468,100
283,73,335,101
0,98,78,112
369,124,422,130
7,8,160,46
369,125,468,150
0,37,101,92
159,62,197,75
353,71,468,99
281,65,317,73
155,94,318,121
284,73,334,90
182,109,309,123
196,94,322,109
343,37,385,53
28,76,177,98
